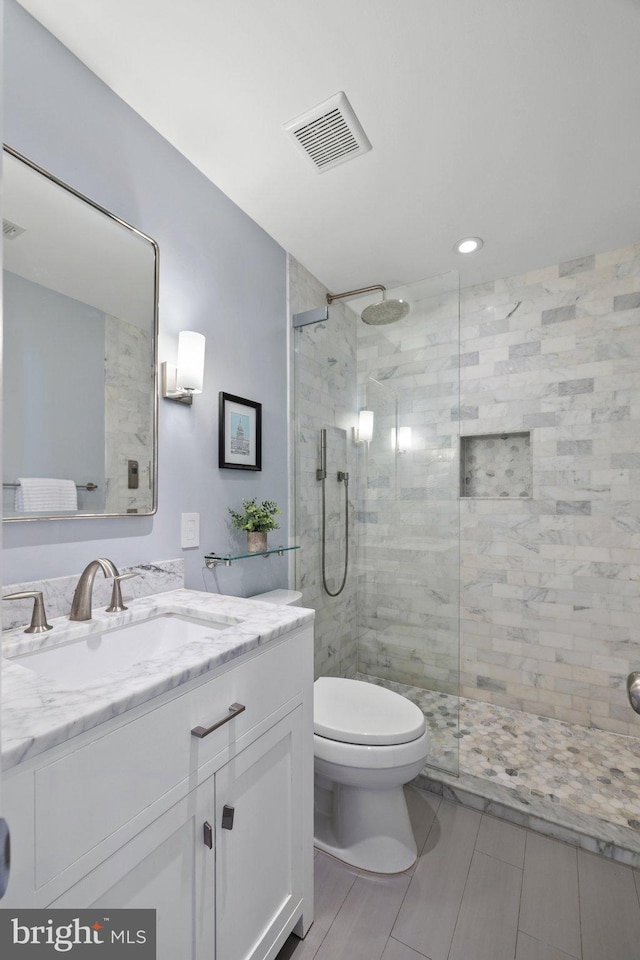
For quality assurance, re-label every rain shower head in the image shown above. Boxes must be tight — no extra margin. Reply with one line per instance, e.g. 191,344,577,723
361,296,410,325
326,284,410,325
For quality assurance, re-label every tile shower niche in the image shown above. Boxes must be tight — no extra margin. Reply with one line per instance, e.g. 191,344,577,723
460,432,531,498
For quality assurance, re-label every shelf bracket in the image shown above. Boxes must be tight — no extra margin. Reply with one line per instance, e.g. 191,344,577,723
205,555,232,569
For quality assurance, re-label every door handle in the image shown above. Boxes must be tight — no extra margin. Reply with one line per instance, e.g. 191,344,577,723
221,805,235,831
203,821,213,850
0,819,10,899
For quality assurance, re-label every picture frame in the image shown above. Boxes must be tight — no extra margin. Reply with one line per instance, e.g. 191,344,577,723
218,392,262,471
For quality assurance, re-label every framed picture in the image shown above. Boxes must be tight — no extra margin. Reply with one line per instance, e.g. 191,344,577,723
219,392,262,471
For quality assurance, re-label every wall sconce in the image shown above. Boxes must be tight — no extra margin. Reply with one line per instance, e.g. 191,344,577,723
355,409,374,444
161,331,206,405
391,426,412,453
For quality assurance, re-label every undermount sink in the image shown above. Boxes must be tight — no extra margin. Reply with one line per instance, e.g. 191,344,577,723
11,612,239,689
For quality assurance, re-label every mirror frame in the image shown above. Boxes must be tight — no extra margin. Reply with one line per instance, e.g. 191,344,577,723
3,144,159,522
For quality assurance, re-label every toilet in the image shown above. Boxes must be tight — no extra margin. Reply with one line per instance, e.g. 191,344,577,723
313,677,429,873
250,589,429,873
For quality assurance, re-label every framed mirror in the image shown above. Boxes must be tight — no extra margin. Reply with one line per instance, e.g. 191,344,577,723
2,145,158,521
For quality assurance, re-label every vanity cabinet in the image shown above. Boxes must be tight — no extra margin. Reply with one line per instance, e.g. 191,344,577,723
2,623,313,960
53,779,214,958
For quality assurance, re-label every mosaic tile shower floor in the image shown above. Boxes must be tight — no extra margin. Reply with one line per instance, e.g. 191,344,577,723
358,673,640,865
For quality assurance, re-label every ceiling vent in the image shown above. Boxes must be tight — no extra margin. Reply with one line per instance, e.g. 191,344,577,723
3,218,26,240
283,91,372,173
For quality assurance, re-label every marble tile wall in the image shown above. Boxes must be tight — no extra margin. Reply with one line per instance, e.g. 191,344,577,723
289,256,358,679
2,559,183,630
104,315,154,514
459,241,640,736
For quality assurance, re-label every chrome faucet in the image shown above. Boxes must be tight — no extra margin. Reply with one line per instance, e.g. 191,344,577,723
69,558,119,621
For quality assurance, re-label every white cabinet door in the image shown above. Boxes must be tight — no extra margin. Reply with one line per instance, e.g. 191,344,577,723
52,785,215,960
215,707,303,960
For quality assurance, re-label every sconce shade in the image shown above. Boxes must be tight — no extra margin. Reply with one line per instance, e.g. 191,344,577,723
176,331,205,394
358,410,374,443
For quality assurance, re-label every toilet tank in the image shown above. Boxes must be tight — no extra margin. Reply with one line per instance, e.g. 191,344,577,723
251,589,302,606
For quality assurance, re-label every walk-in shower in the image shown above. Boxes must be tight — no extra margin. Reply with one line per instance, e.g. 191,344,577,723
292,243,640,860
291,263,461,776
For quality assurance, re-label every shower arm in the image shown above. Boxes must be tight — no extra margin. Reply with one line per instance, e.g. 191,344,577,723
326,284,386,305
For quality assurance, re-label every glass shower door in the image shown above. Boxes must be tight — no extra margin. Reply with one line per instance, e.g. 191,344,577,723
355,272,461,776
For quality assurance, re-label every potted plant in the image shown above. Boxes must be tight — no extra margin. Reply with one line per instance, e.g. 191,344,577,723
228,497,280,554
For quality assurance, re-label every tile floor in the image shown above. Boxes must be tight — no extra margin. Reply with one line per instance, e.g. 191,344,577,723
278,788,640,960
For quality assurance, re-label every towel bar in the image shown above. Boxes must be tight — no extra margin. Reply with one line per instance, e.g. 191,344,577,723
3,481,98,490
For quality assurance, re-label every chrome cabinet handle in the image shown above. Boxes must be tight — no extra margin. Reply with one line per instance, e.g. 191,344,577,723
191,702,246,739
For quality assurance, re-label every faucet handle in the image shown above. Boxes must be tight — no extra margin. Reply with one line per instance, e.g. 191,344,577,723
3,590,53,634
106,573,138,613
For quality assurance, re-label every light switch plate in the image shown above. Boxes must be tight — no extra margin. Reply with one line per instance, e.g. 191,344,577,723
181,512,200,549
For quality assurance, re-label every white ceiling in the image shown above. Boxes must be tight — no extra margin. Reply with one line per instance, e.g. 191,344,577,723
16,0,640,292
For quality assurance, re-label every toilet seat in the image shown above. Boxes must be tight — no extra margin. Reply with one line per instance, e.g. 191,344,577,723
314,677,426,746
314,728,430,771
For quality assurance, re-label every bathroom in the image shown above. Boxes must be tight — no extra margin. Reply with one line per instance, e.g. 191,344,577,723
1,1,640,958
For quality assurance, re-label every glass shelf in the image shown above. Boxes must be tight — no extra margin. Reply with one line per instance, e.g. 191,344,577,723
204,545,299,568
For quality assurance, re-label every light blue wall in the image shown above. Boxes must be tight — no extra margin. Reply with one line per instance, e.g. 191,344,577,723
2,0,290,596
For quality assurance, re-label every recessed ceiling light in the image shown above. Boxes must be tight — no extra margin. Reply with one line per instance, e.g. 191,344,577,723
454,237,484,254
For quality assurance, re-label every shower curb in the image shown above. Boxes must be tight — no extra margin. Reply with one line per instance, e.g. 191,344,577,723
415,767,640,868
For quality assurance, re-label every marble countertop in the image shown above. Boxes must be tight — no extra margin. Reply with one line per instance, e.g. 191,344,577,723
1,588,314,772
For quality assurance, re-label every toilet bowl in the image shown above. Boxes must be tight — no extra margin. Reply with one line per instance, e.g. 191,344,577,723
313,676,429,873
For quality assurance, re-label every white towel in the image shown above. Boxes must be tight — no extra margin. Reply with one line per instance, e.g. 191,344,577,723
15,477,78,512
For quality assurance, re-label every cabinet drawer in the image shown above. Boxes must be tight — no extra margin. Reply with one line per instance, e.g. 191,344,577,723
188,629,305,765
34,633,303,887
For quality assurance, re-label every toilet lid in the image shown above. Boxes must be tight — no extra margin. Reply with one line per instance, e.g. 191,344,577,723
314,677,426,746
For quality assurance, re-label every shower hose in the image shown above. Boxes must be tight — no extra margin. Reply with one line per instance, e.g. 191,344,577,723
320,470,349,597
